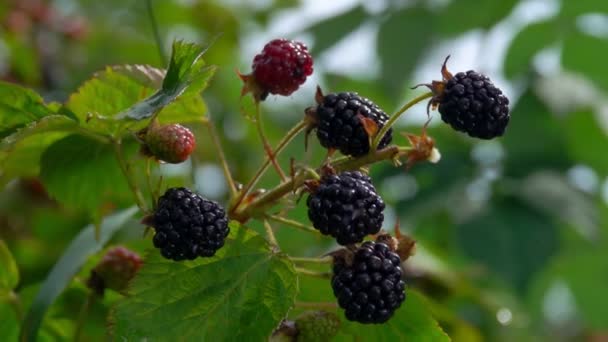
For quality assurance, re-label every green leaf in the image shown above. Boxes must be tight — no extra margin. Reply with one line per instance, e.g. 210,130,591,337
456,198,559,293
437,0,519,35
377,7,433,99
119,40,216,121
39,134,130,214
340,291,449,341
563,110,608,174
563,33,608,92
113,227,298,341
0,302,19,341
0,240,19,291
0,115,79,183
0,81,56,138
20,207,138,342
504,20,558,79
306,6,368,55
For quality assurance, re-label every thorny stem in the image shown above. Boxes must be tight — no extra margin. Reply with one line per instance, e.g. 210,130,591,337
113,140,148,212
295,301,338,310
204,119,238,197
254,102,286,181
289,256,333,264
372,92,434,150
233,120,307,211
73,292,95,342
145,0,167,66
267,214,324,236
295,267,332,279
263,219,279,249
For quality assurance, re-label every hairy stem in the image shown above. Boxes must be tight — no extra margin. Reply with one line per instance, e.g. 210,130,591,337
254,102,286,181
263,219,279,249
204,119,238,197
267,214,324,236
295,267,332,279
113,140,148,212
290,256,333,264
145,0,167,65
73,292,95,342
372,92,433,150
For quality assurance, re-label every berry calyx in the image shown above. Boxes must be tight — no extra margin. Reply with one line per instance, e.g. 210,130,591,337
421,56,510,139
306,87,393,157
332,241,406,324
306,171,385,245
239,38,313,101
144,187,230,261
139,122,196,164
87,246,142,295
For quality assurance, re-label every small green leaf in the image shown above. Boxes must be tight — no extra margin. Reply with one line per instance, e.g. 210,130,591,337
377,7,433,99
119,41,216,121
306,6,368,55
0,115,79,183
39,134,130,214
20,207,138,342
504,20,558,79
563,32,608,92
0,81,56,138
113,227,298,341
0,240,19,291
341,291,449,341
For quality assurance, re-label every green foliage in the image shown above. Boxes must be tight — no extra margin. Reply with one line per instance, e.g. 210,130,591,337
504,20,558,79
113,226,298,341
0,240,19,292
0,82,57,138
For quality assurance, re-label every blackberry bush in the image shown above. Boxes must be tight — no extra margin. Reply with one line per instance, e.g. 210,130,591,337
147,187,229,261
306,171,385,245
332,241,406,324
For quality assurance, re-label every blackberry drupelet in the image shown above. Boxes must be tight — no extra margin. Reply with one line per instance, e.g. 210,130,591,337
150,187,229,261
438,70,510,139
315,92,392,157
250,38,313,98
332,241,406,324
307,171,384,245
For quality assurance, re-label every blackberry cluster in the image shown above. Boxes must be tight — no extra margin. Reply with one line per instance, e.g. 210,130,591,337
151,187,229,261
252,38,313,98
315,92,392,157
332,241,406,324
307,171,384,245
438,70,510,139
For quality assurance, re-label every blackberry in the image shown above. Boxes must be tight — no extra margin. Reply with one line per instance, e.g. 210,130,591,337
149,187,229,261
332,241,405,324
307,171,384,245
423,56,510,139
139,123,196,164
313,91,392,157
241,38,313,100
87,246,142,295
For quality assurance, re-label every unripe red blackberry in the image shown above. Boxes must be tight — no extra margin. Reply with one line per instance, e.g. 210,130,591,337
309,90,392,157
139,123,196,164
146,187,229,261
240,38,313,100
87,246,142,295
307,171,385,245
423,56,510,139
332,241,405,324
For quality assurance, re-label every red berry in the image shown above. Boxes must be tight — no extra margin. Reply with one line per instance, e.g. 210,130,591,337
240,39,313,100
140,123,196,164
87,246,142,295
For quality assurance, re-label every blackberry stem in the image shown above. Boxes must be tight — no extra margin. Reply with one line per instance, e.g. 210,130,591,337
295,267,332,279
263,219,279,248
290,256,333,264
266,214,324,236
255,102,287,180
371,92,434,151
295,301,338,310
113,140,148,212
204,119,238,197
145,0,166,65
232,119,307,213
73,292,95,342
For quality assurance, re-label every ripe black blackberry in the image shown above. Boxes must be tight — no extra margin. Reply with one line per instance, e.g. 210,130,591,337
309,90,392,157
332,241,406,324
147,187,229,261
423,56,510,139
307,171,384,245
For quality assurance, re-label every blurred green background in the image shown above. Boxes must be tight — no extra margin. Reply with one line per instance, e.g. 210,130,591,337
1,0,608,340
